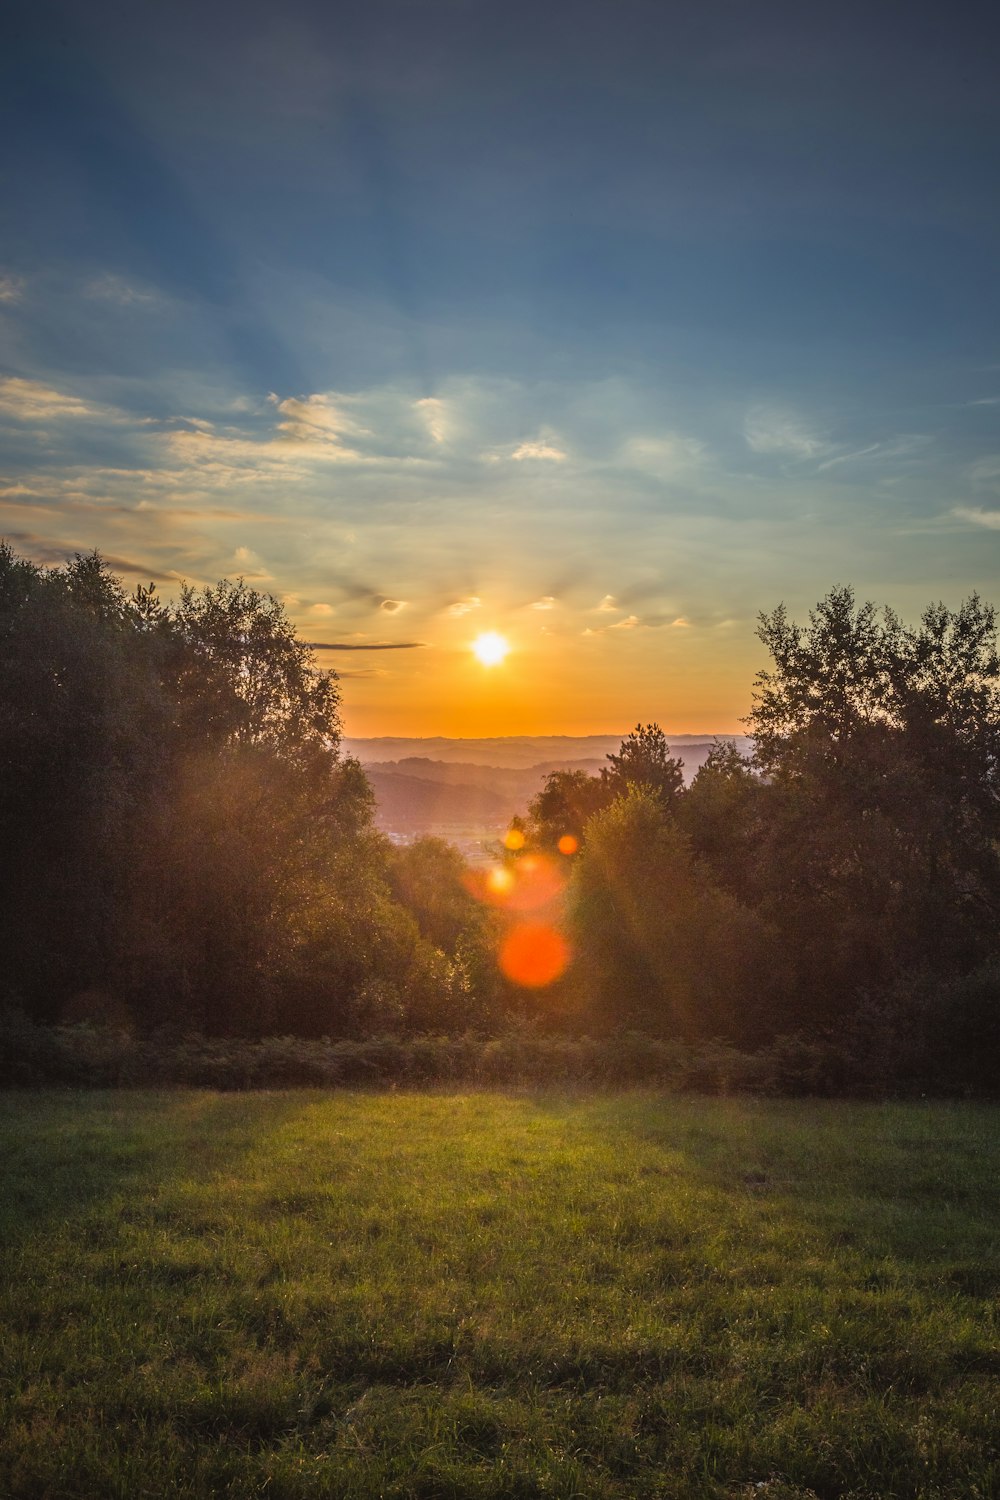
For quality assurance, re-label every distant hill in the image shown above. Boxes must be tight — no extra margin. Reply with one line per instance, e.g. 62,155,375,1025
346,736,751,841
344,734,750,769
371,755,605,796
344,735,629,768
364,767,516,829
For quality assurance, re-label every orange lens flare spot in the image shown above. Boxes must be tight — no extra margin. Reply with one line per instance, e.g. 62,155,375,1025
557,834,579,855
504,827,526,851
507,853,566,911
465,852,566,910
499,923,570,988
485,864,515,897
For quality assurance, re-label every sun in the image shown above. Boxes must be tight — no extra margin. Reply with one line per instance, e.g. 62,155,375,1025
472,631,510,666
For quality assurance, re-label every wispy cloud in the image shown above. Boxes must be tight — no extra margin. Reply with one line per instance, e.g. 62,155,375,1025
814,434,931,472
231,545,271,580
86,274,160,306
623,434,706,475
414,397,447,444
0,526,154,574
968,456,1000,488
0,273,25,304
744,406,827,460
0,377,109,422
0,364,992,730
445,596,480,616
953,506,1000,530
510,438,567,462
267,391,368,452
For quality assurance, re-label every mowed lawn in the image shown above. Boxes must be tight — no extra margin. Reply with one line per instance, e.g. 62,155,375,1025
2,1093,999,1500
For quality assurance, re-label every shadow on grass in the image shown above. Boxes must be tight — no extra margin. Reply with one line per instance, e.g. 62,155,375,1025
0,1089,318,1248
527,1091,1000,1287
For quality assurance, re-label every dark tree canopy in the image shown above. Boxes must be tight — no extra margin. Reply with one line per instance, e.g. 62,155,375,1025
602,722,685,805
0,546,465,1036
741,586,1000,1018
528,768,611,849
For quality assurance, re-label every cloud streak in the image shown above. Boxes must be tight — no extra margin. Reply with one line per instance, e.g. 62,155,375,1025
309,640,426,651
510,438,567,462
0,378,111,423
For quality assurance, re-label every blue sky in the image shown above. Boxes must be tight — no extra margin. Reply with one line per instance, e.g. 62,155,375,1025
2,0,1000,733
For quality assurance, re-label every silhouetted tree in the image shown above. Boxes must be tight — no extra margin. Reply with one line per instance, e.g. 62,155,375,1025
0,548,172,1012
746,586,1000,1019
601,722,684,806
570,786,777,1041
0,545,455,1036
527,768,610,849
680,741,762,899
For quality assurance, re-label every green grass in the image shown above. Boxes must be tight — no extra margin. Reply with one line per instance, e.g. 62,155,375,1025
1,1092,999,1499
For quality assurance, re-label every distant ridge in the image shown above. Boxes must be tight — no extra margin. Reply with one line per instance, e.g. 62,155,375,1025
344,734,749,769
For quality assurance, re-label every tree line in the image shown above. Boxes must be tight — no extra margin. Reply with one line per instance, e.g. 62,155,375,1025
2,545,999,1089
0,545,500,1037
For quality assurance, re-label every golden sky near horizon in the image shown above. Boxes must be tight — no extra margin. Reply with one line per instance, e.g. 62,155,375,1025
332,616,760,738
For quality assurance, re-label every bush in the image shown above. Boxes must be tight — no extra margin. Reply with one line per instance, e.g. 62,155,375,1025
4,999,998,1097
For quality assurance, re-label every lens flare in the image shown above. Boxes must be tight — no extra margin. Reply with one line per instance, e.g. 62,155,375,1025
504,827,526,851
500,922,570,988
465,851,566,910
485,864,515,898
505,854,566,911
472,632,509,666
557,834,579,855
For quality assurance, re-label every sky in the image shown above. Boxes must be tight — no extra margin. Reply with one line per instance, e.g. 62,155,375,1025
2,0,1000,736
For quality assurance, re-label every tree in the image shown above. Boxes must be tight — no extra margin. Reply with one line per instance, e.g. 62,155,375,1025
680,741,762,898
0,546,413,1033
527,768,610,850
569,786,777,1042
744,586,1000,1017
169,575,343,762
601,722,684,806
387,837,477,952
0,548,173,1014
750,587,896,770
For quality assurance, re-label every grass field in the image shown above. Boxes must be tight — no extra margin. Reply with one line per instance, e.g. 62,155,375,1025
1,1092,999,1499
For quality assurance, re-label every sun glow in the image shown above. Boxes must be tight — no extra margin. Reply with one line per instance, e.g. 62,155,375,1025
472,631,510,666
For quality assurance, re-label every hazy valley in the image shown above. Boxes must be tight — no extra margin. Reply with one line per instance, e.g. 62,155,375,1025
344,735,752,852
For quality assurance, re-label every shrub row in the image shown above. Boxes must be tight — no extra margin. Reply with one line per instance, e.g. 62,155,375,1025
0,1008,989,1096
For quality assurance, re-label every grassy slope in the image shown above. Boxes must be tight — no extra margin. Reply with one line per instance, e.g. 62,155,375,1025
1,1092,998,1499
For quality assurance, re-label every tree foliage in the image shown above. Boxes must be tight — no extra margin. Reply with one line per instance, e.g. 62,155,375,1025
570,787,776,1041
601,721,685,805
525,721,683,852
0,546,472,1036
527,768,611,850
743,586,1000,1017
